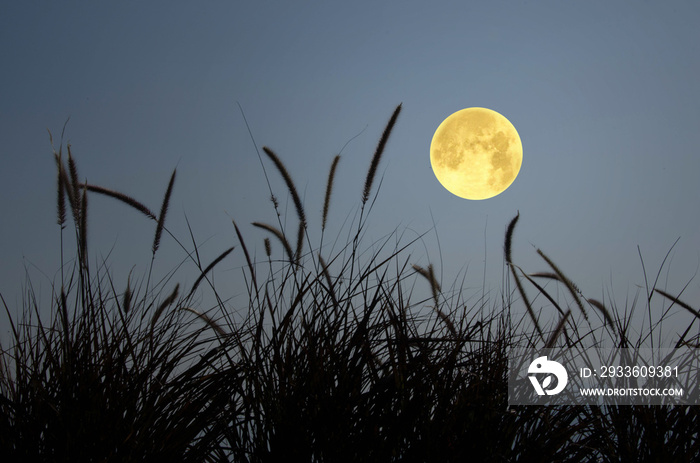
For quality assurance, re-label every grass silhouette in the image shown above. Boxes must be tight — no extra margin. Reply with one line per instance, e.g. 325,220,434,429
1,105,699,461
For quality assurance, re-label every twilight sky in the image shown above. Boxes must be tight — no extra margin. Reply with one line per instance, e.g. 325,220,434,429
2,1,699,340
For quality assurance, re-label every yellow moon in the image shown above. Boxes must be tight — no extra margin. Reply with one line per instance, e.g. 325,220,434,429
430,107,522,200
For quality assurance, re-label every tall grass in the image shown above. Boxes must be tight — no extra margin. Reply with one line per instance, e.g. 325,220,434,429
0,149,233,461
1,105,699,461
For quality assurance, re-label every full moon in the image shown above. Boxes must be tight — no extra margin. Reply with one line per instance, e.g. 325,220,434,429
430,107,522,200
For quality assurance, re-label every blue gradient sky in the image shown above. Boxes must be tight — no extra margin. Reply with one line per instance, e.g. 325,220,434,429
2,1,699,338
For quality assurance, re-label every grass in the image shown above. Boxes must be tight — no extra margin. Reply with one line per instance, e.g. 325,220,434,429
1,105,699,461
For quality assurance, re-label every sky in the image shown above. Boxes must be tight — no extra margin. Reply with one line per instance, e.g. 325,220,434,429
2,1,700,341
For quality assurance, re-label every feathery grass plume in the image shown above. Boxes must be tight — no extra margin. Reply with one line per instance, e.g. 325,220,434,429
56,154,74,210
186,247,235,300
150,284,180,332
295,220,304,265
587,298,614,327
545,310,571,348
83,183,156,220
62,145,80,224
362,103,402,205
322,155,340,231
528,271,560,281
122,278,133,314
54,153,66,228
261,146,306,228
152,168,176,255
67,144,79,195
55,158,76,225
504,211,519,265
536,248,588,321
252,222,295,264
264,237,271,257
182,307,228,337
504,212,543,339
655,289,700,319
79,184,88,266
